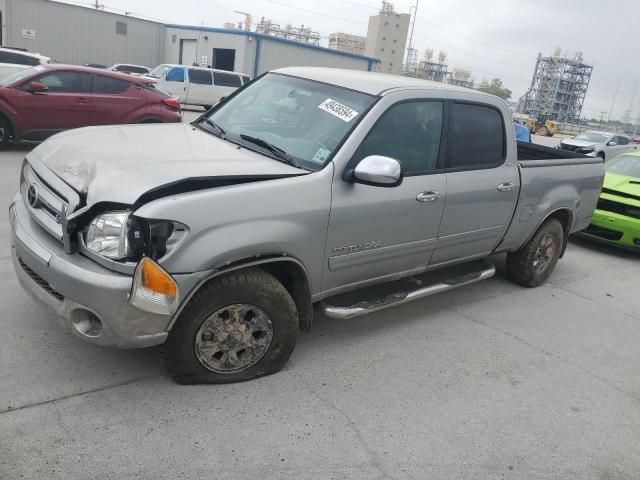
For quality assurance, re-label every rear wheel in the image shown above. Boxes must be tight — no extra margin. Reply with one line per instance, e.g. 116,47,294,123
538,126,549,136
0,116,11,148
506,218,564,287
164,268,299,384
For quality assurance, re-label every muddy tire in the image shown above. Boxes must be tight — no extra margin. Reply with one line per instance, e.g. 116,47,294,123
506,218,564,288
164,268,298,384
0,115,11,148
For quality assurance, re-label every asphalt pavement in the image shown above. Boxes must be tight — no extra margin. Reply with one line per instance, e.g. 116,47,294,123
2,129,640,479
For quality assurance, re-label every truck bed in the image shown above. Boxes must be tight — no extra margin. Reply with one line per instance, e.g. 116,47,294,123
517,140,589,161
498,141,605,253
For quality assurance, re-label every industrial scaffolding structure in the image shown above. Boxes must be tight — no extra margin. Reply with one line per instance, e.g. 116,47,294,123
403,49,449,82
522,51,593,123
255,17,321,46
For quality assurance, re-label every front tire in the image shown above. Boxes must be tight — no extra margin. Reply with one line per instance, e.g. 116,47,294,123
164,268,299,384
506,218,564,287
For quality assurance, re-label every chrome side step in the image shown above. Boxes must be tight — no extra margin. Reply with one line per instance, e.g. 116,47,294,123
320,261,495,320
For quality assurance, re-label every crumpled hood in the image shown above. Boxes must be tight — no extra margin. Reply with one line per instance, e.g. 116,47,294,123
603,172,640,198
29,123,305,207
561,138,597,149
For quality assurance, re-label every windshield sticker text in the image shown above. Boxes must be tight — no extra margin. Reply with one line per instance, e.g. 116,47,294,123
318,99,359,122
312,148,331,163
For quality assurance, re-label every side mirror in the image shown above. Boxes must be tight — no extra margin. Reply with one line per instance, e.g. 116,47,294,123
29,81,48,93
349,155,402,187
607,141,617,146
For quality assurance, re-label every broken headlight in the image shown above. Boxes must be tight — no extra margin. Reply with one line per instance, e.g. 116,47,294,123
84,211,188,262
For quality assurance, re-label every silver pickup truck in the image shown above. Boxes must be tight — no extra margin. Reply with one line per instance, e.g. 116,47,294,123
10,67,604,384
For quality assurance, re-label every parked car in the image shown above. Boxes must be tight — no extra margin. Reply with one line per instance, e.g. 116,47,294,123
0,64,181,145
0,47,52,66
632,135,640,144
107,64,151,75
0,63,31,80
558,130,636,160
579,151,640,249
10,67,604,383
147,64,250,108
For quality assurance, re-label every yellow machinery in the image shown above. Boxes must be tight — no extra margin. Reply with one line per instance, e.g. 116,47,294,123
523,118,558,137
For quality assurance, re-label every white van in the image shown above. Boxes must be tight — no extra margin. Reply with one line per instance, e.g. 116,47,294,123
147,64,250,108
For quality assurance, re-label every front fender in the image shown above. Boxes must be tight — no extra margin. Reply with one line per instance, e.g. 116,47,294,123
133,165,334,296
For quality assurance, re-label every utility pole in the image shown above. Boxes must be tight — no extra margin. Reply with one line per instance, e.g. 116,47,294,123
599,111,606,128
607,78,621,122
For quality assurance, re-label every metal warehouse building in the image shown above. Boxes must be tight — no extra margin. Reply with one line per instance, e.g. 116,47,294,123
0,0,378,75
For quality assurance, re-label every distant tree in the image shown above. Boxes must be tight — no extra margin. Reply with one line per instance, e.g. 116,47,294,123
478,78,512,100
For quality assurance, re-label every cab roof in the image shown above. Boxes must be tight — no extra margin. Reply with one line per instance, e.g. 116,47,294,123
272,66,494,97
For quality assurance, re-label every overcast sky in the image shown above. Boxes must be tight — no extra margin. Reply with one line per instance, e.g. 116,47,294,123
67,0,639,121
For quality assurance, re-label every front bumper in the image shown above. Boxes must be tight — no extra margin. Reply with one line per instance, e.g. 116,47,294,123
578,208,640,250
10,193,197,348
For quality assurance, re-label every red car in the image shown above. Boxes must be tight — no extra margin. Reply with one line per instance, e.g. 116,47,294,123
0,64,180,146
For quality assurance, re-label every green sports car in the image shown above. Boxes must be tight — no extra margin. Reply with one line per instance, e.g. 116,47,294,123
580,151,640,250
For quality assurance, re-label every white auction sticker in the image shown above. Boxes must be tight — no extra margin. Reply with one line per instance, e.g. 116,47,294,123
318,99,359,122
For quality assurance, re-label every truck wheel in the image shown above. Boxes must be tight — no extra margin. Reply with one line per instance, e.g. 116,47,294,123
164,268,298,384
538,126,549,136
506,218,564,288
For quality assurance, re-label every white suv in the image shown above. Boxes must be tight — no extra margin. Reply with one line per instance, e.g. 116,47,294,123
0,47,52,79
147,64,250,109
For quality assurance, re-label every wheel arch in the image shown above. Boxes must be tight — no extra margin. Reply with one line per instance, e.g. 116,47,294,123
523,208,573,258
169,256,314,333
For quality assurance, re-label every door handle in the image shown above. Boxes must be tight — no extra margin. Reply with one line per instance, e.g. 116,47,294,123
416,191,441,202
497,182,514,192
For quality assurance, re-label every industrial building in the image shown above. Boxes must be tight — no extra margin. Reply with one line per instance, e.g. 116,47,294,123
0,0,379,76
364,1,410,75
328,32,366,56
521,51,593,123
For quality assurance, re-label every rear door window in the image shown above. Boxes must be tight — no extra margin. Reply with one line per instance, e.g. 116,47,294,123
213,72,242,87
94,75,130,94
188,69,212,85
166,67,185,82
617,136,630,145
447,102,505,169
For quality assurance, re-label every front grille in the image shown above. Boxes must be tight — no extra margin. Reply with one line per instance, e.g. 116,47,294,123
18,257,64,302
21,163,69,242
597,198,640,219
584,224,623,241
560,143,579,152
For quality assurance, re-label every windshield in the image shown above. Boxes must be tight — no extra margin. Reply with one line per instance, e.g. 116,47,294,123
0,65,44,87
148,65,171,78
574,132,610,143
606,155,640,179
200,73,376,170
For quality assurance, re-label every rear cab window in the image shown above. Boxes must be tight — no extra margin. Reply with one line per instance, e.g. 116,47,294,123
188,69,212,85
214,72,242,87
446,102,506,170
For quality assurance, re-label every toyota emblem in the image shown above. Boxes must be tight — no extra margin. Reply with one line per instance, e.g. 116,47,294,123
27,184,40,208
